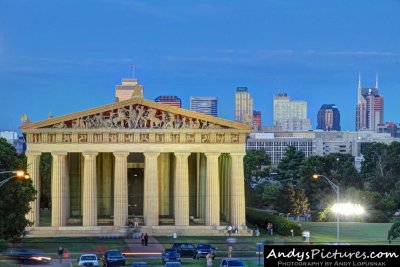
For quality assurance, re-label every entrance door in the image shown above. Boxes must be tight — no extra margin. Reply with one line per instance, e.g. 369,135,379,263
128,168,144,216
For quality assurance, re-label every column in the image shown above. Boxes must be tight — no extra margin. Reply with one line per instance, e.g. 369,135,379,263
113,152,129,226
143,152,160,226
205,152,220,226
51,151,68,227
174,152,190,226
158,153,170,215
230,153,246,227
26,151,41,227
82,152,98,226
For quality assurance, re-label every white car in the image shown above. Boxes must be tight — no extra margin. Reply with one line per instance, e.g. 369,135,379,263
78,254,99,266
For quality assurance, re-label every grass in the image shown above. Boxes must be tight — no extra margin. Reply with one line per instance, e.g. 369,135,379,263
300,222,397,244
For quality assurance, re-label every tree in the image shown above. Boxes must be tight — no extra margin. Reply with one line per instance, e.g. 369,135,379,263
292,189,309,220
0,138,36,240
261,183,281,208
244,149,271,183
388,222,400,244
275,183,295,214
277,146,305,185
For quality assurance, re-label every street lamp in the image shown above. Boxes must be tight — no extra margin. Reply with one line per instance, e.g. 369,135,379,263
0,170,30,187
312,173,340,244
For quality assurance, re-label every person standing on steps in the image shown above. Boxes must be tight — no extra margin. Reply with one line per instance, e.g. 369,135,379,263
144,233,149,246
141,233,145,246
57,246,64,263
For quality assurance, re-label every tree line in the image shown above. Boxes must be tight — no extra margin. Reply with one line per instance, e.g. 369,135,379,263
245,142,400,223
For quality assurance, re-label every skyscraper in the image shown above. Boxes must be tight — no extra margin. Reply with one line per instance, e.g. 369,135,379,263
155,96,182,108
356,74,384,131
115,78,143,102
190,96,218,117
273,92,311,131
253,110,261,129
235,87,253,125
317,104,341,131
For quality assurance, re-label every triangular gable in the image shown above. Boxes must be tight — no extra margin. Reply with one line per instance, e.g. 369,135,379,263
21,98,251,131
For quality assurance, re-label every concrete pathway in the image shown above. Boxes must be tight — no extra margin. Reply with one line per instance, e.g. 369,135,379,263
124,235,165,256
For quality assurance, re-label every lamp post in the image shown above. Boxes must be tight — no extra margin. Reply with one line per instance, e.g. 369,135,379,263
312,174,340,244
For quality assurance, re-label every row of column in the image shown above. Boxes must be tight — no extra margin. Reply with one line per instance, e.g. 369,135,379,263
26,151,246,228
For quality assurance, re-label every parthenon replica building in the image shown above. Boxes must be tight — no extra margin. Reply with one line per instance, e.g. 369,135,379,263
21,85,251,236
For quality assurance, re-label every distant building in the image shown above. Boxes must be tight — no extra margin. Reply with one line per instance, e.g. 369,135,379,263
273,93,311,131
115,78,144,102
190,96,218,117
0,131,26,154
377,122,400,138
155,96,182,108
253,110,261,129
235,87,253,125
356,74,384,131
247,129,399,166
317,104,341,131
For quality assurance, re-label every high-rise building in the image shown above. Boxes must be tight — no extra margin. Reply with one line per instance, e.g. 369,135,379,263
190,96,218,117
155,96,182,108
253,110,261,129
356,74,384,131
317,104,341,131
273,93,311,131
115,78,143,102
235,87,253,125
0,131,26,154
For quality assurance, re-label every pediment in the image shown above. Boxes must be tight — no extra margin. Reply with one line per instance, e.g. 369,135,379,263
21,98,251,131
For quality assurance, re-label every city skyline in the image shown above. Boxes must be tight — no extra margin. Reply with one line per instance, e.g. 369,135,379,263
0,0,399,131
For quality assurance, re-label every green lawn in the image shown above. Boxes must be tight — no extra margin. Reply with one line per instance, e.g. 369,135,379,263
301,222,397,244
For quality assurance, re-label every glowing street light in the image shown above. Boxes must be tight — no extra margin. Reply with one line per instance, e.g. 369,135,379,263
0,170,30,187
332,203,365,216
312,173,340,243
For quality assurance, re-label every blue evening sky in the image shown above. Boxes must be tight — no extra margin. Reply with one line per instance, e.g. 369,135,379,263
0,0,399,131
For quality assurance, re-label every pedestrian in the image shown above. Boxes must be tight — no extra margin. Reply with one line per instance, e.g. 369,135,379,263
206,252,214,266
270,223,274,236
57,246,64,263
134,217,139,228
233,224,238,234
227,225,232,236
228,245,233,258
141,233,145,246
144,233,149,246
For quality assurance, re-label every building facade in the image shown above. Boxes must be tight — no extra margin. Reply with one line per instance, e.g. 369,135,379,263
356,74,384,131
0,131,26,154
377,122,400,138
253,110,261,129
155,96,182,108
21,98,250,236
247,130,398,166
317,104,341,131
235,87,253,125
115,79,144,102
190,97,218,117
273,93,311,131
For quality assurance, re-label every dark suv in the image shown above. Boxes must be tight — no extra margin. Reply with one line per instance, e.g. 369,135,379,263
171,243,196,257
101,250,126,266
194,243,215,259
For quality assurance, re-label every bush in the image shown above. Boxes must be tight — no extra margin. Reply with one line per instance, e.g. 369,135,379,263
246,207,303,236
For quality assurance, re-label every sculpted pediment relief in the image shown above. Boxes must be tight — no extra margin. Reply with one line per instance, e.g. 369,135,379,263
21,99,251,131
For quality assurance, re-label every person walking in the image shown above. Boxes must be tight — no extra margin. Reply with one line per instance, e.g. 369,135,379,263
57,246,64,263
141,233,145,246
144,233,149,246
206,252,214,266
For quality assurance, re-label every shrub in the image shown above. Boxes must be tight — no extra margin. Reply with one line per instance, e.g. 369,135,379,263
246,207,303,236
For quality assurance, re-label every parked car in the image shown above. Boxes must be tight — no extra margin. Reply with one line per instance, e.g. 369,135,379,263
164,262,183,267
162,249,181,265
101,250,126,266
78,253,99,266
171,243,196,257
3,248,52,265
220,258,247,267
131,262,148,267
194,244,215,259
